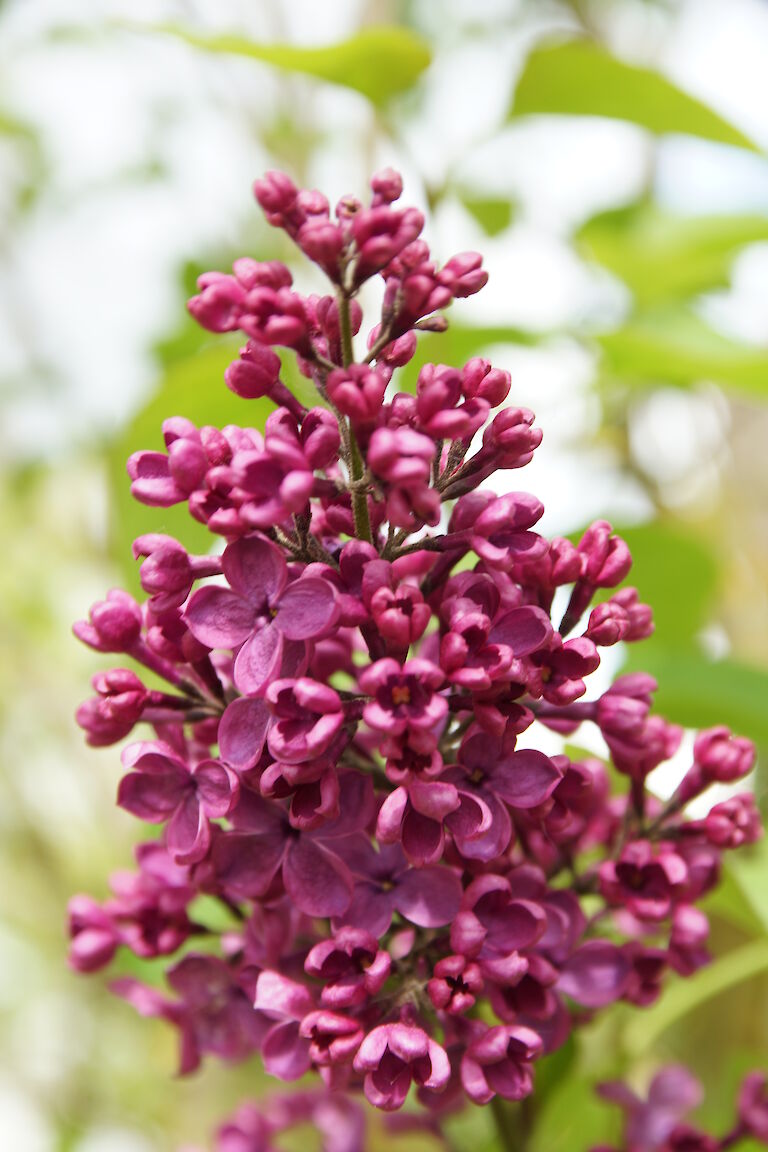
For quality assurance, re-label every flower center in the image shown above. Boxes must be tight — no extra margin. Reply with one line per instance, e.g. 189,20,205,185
391,684,411,706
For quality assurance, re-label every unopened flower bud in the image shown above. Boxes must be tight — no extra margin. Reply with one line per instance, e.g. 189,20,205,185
253,170,298,218
694,726,755,783
586,601,631,646
578,521,632,587
439,251,488,297
482,407,541,468
74,590,142,652
696,794,762,848
461,358,510,406
68,896,119,972
326,365,388,422
225,341,282,399
371,167,403,206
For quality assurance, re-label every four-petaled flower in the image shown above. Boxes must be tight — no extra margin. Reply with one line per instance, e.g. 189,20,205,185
117,741,239,863
185,534,339,695
353,1022,450,1111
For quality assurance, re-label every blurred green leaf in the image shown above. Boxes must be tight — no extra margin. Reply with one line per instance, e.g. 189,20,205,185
625,648,768,749
530,1069,614,1152
135,23,431,105
615,521,718,646
461,194,516,236
510,39,759,151
0,107,46,212
442,1106,497,1152
725,840,768,934
107,338,271,589
188,894,244,933
624,938,768,1056
577,202,768,306
0,108,38,141
597,308,768,396
703,861,768,937
533,1035,577,1106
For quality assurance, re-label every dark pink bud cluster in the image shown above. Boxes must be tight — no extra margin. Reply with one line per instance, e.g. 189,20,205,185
68,843,195,972
674,725,756,805
178,1088,366,1152
71,171,764,1152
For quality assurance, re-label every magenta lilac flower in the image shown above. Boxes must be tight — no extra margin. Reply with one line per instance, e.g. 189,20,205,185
70,168,765,1152
592,1066,768,1151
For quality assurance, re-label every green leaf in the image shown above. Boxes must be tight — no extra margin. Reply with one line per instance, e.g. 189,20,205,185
533,1035,577,1106
597,307,768,397
724,839,768,935
531,1070,614,1152
624,647,768,748
703,861,768,936
623,938,768,1056
442,1105,498,1152
461,195,516,236
107,337,272,590
576,202,768,307
615,521,718,646
187,894,244,934
510,39,759,152
131,23,431,105
0,108,38,142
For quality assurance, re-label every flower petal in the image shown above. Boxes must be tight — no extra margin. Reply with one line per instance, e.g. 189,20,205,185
167,793,209,864
402,808,444,866
255,971,314,1020
261,1020,312,1081
319,771,376,839
452,787,512,862
334,881,395,937
234,624,283,696
461,1055,493,1104
492,750,563,809
185,585,256,648
489,605,552,656
193,759,240,818
395,866,462,927
558,940,630,1007
127,451,183,507
117,767,188,822
283,838,353,918
275,577,339,640
218,697,271,771
222,534,286,605
484,1059,532,1101
210,832,285,899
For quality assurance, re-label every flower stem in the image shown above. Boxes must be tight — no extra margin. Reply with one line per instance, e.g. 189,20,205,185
719,1122,748,1149
338,290,373,544
490,1096,521,1151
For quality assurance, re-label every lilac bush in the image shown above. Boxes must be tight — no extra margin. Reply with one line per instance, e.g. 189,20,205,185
70,169,766,1151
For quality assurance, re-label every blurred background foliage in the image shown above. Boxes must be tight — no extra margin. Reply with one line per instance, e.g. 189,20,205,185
1,0,767,1149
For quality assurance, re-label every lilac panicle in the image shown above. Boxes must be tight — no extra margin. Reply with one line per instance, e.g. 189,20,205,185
71,168,765,1152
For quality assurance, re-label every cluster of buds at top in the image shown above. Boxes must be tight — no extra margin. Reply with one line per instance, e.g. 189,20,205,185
71,170,764,1152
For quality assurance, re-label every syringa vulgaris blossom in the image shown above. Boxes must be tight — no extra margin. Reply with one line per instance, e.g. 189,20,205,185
70,169,766,1152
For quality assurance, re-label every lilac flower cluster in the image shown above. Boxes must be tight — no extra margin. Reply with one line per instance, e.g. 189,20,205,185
71,170,765,1149
592,1065,768,1151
